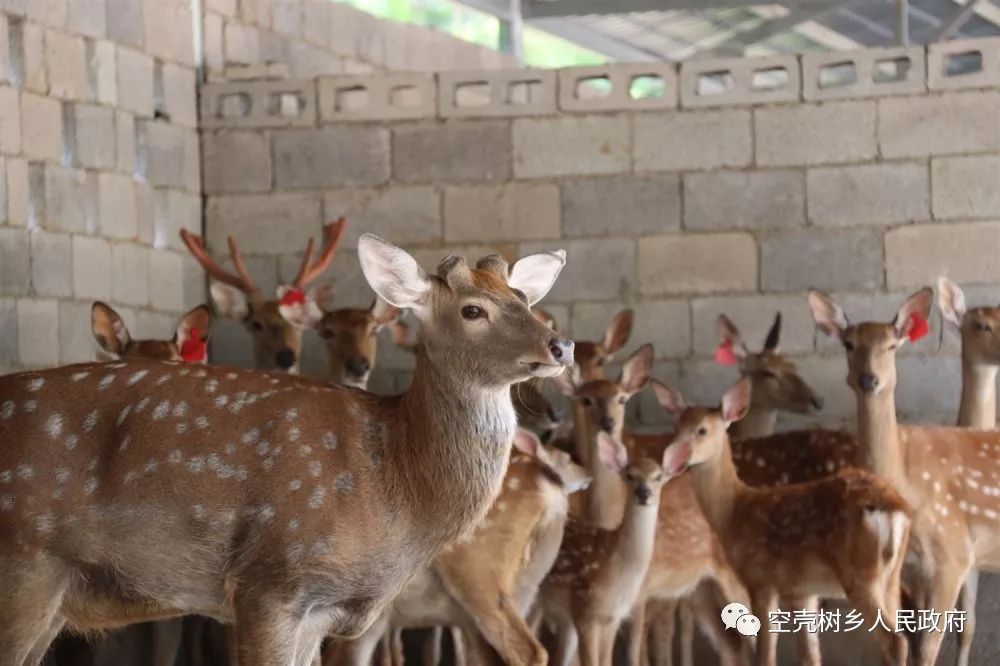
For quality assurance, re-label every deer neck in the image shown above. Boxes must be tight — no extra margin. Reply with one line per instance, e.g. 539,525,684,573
855,386,907,489
730,407,778,439
571,401,591,467
689,438,743,536
958,353,997,429
612,493,660,568
582,416,627,530
394,350,517,546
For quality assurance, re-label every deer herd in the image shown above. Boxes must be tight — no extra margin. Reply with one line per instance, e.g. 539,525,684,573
1,218,999,666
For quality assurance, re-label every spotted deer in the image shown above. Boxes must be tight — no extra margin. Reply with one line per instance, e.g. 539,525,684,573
0,236,573,666
91,302,212,364
657,378,912,666
315,298,402,389
540,431,674,666
330,429,590,666
180,218,347,374
810,287,1000,666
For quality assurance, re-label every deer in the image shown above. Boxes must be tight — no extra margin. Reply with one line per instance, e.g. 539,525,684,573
656,378,912,666
315,298,402,390
539,431,675,666
808,287,1000,666
329,428,591,666
179,218,348,374
0,235,574,666
91,302,213,364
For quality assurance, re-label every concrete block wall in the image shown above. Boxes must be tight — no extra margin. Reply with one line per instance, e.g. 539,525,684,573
202,38,1000,435
0,0,202,374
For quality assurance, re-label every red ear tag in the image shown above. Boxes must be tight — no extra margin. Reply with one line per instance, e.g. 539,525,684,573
181,327,207,363
908,313,929,342
281,288,307,307
714,340,739,366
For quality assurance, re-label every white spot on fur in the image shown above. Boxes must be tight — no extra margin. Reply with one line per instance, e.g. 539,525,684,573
507,477,521,490
0,471,9,483
289,479,302,491
124,470,137,484
204,379,219,394
23,400,36,413
153,400,170,420
288,426,301,442
214,395,229,408
225,443,236,456
0,401,13,420
309,461,322,478
55,468,70,484
64,435,79,451
117,405,132,426
27,377,44,391
309,485,326,508
322,432,337,450
84,478,97,496
299,445,312,456
288,519,300,532
155,374,171,387
242,429,260,445
256,441,270,456
0,495,11,511
195,416,209,430
334,472,354,494
168,450,183,464
188,457,205,473
136,397,151,413
98,374,116,390
71,371,89,382
45,413,64,439
118,435,132,453
226,372,237,380
285,408,299,421
176,422,188,434
36,512,55,533
193,505,206,520
145,459,158,474
172,401,189,418
127,370,149,385
258,505,276,522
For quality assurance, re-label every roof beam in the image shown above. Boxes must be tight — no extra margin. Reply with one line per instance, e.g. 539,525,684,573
523,0,832,19
709,2,842,55
895,0,910,44
935,0,980,40
528,16,669,60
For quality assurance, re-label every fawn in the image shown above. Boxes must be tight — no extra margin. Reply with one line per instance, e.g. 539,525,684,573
180,218,347,373
0,236,573,666
657,378,912,666
91,302,212,364
315,298,402,390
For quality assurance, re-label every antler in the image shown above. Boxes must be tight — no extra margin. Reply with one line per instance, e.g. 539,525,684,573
293,218,348,288
179,229,258,294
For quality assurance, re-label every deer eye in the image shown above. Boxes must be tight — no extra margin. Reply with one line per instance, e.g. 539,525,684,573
461,305,484,320
843,340,855,352
581,397,594,407
320,328,335,340
618,396,627,405
696,426,708,436
250,321,264,332
975,321,992,332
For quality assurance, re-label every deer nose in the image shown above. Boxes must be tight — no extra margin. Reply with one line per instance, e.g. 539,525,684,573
858,373,879,394
599,416,615,433
635,486,652,505
275,348,296,369
547,406,564,423
811,396,824,411
548,338,574,366
345,357,371,377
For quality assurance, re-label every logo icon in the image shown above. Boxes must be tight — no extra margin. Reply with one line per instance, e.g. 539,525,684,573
737,614,762,637
721,602,750,630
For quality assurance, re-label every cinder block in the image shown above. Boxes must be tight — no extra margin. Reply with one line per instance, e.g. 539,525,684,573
0,298,16,365
111,242,149,306
563,174,680,238
141,0,194,67
149,250,183,312
879,92,1000,158
272,126,389,189
206,193,323,256
638,233,756,296
205,0,236,18
116,47,154,117
223,23,259,66
201,79,317,128
67,0,105,38
288,42,343,80
98,172,136,239
209,317,254,368
203,12,223,73
45,30,86,100
43,165,97,233
444,183,558,243
29,229,71,297
6,157,28,226
756,100,876,166
23,22,47,93
155,189,199,252
72,234,111,300
807,162,929,226
88,39,117,106
521,237,635,303
896,355,961,424
135,180,153,244
74,104,116,169
886,221,1000,289
137,120,185,188
932,156,1000,219
181,254,204,310
319,72,435,122
679,54,799,108
162,62,197,127
634,109,751,172
393,121,510,183
182,128,199,193
572,299,691,360
115,110,134,174
0,86,21,154
20,92,62,162
203,130,272,193
271,0,301,36
57,299,95,365
558,62,678,112
690,294,815,355
301,0,330,47
513,115,630,178
761,228,883,292
106,0,143,48
928,38,1000,92
17,298,58,367
0,226,29,295
133,309,173,341
324,187,441,247
802,46,925,101
438,68,557,119
684,170,804,231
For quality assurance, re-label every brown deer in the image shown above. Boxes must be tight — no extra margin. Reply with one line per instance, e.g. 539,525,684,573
330,429,590,666
540,431,674,666
180,218,347,374
91,302,213,364
315,298,402,390
0,235,573,666
809,287,1000,666
656,378,912,666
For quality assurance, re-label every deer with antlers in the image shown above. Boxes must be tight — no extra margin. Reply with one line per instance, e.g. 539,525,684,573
810,287,1000,666
0,236,573,666
180,218,347,374
656,378,912,666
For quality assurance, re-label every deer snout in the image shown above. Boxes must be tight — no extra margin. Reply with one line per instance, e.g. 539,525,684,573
635,485,652,505
810,395,824,411
598,416,615,433
275,348,296,370
548,338,574,366
858,373,880,394
345,357,371,378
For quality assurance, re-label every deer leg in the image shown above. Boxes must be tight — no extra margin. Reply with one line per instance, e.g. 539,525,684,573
421,626,442,665
391,629,404,666
22,614,66,666
324,615,386,666
689,582,747,666
627,600,647,666
599,622,619,666
577,622,602,666
450,626,466,665
750,589,778,666
955,569,978,666
0,557,67,666
789,597,821,666
909,557,967,666
841,581,907,666
464,595,546,666
648,599,677,666
550,615,580,666
677,599,694,666
152,618,185,666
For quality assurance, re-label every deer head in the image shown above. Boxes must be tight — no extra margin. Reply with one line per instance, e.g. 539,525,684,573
571,344,654,435
938,277,1000,366
809,288,933,397
656,378,752,474
180,218,347,373
513,429,591,494
90,302,212,363
316,298,402,389
573,309,633,383
716,312,823,415
595,432,670,506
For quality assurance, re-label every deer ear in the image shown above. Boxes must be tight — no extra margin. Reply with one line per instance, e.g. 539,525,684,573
91,301,131,357
763,312,782,352
722,378,752,424
371,296,402,329
596,432,628,474
662,439,692,477
937,277,966,329
509,250,566,306
894,287,934,343
512,428,543,459
620,344,654,395
603,309,634,355
176,305,212,363
210,282,250,321
651,379,687,416
277,286,324,329
716,314,746,365
808,290,848,339
310,283,335,311
358,234,432,314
